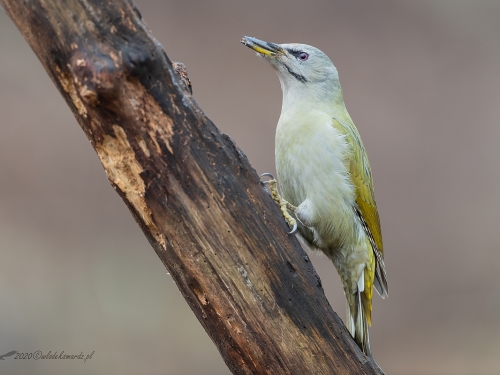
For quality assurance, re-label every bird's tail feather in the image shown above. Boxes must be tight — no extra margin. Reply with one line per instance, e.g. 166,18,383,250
346,288,372,357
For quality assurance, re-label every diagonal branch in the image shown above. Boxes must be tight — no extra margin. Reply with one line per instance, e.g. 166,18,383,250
0,0,384,373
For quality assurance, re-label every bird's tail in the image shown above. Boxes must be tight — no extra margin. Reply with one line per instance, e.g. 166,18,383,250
346,269,372,357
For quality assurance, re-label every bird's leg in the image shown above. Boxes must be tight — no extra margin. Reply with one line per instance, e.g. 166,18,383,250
260,173,297,234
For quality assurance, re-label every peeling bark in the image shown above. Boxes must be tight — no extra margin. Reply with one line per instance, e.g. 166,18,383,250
0,0,385,374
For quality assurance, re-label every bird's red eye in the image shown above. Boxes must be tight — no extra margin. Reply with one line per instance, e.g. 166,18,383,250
298,52,309,61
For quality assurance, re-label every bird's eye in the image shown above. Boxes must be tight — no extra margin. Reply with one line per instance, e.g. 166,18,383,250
298,52,309,61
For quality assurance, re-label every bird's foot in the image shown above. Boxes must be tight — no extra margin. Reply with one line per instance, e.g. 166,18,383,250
260,173,297,234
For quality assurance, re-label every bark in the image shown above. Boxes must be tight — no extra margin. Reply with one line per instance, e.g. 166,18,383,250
0,0,385,374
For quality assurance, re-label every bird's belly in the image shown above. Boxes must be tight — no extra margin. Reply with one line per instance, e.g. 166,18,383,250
275,119,357,250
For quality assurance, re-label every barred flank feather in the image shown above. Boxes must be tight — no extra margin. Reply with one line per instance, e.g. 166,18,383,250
355,207,388,298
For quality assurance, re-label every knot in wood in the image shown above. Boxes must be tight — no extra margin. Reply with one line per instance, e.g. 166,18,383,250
71,50,122,104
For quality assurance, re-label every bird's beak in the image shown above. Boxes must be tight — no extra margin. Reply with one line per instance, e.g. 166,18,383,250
241,36,282,56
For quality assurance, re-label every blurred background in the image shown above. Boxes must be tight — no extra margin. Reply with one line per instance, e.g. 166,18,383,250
1,0,499,374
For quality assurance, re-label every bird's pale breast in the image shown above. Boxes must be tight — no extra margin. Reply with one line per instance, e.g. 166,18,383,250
275,110,359,251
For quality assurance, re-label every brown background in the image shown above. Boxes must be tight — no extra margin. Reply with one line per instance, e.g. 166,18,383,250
1,1,499,374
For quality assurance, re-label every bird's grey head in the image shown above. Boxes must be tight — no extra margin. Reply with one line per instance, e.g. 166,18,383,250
241,36,343,107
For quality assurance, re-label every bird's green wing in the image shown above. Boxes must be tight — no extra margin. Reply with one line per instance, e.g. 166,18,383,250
332,117,383,253
332,116,388,297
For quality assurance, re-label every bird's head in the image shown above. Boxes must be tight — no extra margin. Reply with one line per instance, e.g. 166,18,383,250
241,36,343,109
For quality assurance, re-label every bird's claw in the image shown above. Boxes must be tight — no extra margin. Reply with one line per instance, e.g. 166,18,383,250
259,172,275,185
288,221,297,235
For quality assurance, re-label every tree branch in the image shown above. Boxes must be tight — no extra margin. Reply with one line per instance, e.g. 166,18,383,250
0,0,384,373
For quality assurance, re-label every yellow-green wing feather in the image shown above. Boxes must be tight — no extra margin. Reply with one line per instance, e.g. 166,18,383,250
332,116,388,298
